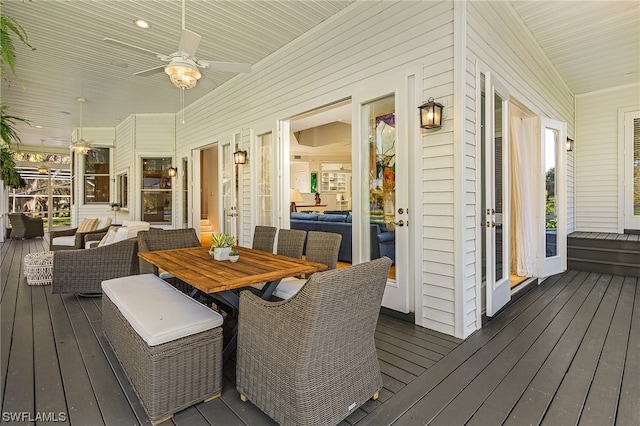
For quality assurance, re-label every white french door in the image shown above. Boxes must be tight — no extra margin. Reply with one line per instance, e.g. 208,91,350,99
353,71,416,314
482,72,511,317
624,110,640,230
220,141,237,239
537,117,567,278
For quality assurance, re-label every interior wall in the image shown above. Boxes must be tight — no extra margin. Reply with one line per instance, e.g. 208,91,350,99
200,146,219,231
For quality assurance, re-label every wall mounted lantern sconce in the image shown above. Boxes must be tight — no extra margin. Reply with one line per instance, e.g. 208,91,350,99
566,137,574,152
234,150,247,165
167,167,178,177
418,97,444,129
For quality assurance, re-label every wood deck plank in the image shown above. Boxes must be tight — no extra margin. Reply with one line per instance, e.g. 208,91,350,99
376,323,451,355
32,286,68,424
541,275,624,425
1,243,35,417
358,270,573,426
376,348,428,376
579,276,636,425
69,295,141,425
487,272,609,425
47,293,105,426
375,340,436,369
430,270,596,426
398,270,587,425
617,277,640,426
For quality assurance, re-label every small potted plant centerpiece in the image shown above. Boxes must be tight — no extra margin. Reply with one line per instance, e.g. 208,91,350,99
228,249,240,263
210,233,235,261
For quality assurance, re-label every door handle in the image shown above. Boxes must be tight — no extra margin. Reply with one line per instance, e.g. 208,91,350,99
392,220,405,227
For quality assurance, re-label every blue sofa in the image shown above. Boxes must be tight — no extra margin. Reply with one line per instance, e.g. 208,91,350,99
290,212,395,263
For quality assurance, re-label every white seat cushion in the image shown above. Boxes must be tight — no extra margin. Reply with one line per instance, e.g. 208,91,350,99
102,274,223,346
51,235,76,247
272,276,307,300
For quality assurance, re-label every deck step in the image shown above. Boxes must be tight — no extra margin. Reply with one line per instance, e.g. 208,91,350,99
568,234,640,277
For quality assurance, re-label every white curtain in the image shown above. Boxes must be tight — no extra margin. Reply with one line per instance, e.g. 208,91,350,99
510,116,534,276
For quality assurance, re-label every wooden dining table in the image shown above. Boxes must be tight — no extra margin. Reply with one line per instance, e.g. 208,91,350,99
138,245,328,359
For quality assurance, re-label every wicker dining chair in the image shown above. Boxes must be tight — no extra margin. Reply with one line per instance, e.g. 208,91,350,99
272,230,342,300
137,228,201,293
236,256,392,426
276,228,306,259
251,226,277,253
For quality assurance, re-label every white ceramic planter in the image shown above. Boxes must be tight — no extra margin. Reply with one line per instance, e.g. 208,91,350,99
212,247,231,261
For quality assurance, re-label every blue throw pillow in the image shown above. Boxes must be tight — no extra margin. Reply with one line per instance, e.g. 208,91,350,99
291,212,318,221
318,214,347,222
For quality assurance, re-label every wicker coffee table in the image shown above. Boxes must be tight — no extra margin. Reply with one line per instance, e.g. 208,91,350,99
23,251,54,286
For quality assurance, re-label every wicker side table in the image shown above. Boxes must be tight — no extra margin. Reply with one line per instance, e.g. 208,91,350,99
23,251,54,286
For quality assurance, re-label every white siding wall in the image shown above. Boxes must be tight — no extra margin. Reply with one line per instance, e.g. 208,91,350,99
575,85,640,232
115,115,134,222
114,114,175,223
464,2,574,337
73,127,115,227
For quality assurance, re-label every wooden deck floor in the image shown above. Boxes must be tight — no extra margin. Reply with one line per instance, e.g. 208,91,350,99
2,236,639,425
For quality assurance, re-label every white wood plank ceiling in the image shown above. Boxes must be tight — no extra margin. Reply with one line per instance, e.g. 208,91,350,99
1,0,638,150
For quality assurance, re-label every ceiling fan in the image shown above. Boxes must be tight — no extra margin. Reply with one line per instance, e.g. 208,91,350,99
103,0,251,90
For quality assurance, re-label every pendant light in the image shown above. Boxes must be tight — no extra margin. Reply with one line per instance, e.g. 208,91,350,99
37,138,48,174
71,97,92,155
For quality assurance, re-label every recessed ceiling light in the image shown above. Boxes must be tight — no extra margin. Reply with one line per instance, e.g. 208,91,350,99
623,72,636,77
59,110,71,115
134,19,150,29
34,125,43,129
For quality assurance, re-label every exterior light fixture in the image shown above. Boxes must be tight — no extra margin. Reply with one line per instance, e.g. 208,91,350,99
566,137,574,152
233,150,247,165
167,167,178,177
37,164,48,175
418,97,444,129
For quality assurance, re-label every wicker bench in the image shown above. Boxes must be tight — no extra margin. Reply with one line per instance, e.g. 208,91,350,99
102,274,223,425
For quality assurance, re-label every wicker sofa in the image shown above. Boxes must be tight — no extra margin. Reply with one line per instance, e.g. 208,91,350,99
236,257,392,425
8,213,44,239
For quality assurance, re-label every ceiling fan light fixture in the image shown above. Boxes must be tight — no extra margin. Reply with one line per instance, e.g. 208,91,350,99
71,141,91,155
165,60,201,89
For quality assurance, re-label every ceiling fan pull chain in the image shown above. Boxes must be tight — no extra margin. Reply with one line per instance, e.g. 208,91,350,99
180,87,185,124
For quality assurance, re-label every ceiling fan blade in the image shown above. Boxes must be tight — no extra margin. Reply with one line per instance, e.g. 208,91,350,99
103,37,168,60
178,29,201,57
198,74,218,91
199,60,252,74
134,65,166,77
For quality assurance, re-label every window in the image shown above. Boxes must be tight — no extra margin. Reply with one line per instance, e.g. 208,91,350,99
116,171,129,209
84,147,110,204
141,157,173,224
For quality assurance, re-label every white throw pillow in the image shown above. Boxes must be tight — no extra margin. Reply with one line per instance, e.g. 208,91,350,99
96,217,112,229
98,227,120,247
113,224,150,243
